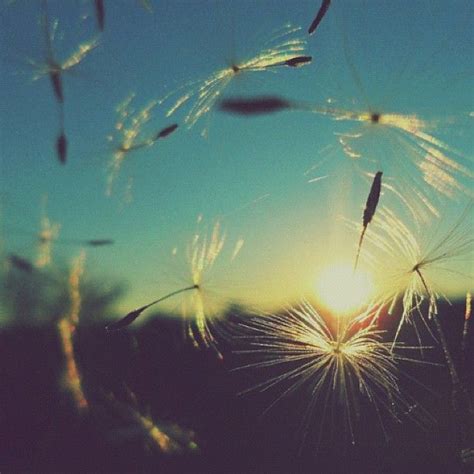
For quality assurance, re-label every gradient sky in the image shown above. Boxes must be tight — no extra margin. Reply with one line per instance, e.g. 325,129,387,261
1,0,472,320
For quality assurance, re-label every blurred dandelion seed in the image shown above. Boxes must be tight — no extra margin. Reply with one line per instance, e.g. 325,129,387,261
6,254,35,274
26,2,98,163
106,93,178,196
107,219,240,358
36,198,61,268
29,5,99,103
164,24,310,137
103,390,199,455
237,300,430,447
57,251,88,412
181,220,227,354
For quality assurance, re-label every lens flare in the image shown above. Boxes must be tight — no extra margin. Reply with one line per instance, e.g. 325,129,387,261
315,263,374,314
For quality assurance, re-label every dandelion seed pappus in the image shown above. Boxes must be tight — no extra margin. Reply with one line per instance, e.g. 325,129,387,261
302,1,474,223
350,202,474,346
106,216,246,359
235,300,433,452
162,23,310,138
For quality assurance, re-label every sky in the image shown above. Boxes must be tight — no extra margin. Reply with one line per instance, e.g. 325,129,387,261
0,0,472,322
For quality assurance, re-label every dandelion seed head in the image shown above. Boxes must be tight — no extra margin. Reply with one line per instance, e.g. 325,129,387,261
354,204,473,342
238,300,423,447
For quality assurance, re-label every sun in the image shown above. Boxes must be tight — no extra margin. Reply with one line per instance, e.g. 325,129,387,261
315,263,374,315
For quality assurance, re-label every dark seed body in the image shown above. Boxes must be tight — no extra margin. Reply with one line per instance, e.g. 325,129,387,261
157,123,179,139
95,0,105,31
219,96,291,115
285,56,312,67
56,132,67,164
308,0,331,36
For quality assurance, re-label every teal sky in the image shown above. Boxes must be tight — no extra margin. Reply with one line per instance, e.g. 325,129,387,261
1,1,472,319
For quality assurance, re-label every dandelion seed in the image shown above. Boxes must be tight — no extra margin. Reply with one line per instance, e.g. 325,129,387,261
308,0,331,36
27,3,99,164
237,300,430,447
31,5,99,103
164,24,309,136
106,93,177,196
357,203,473,345
354,171,382,271
220,92,473,220
106,219,237,358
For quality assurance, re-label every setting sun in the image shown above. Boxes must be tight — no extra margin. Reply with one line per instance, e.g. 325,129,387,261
315,264,374,314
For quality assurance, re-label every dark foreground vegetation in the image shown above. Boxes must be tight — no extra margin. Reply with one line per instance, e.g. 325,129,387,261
0,299,472,473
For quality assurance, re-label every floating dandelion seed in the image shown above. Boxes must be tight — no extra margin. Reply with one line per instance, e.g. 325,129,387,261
181,220,228,354
357,203,473,345
6,198,112,267
26,2,99,163
220,92,473,221
107,220,237,357
29,7,100,101
237,300,430,447
106,93,178,196
107,219,243,357
164,24,310,137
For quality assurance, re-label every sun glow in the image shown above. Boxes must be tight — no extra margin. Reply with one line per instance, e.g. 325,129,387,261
315,263,374,314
